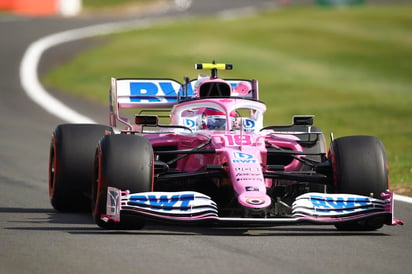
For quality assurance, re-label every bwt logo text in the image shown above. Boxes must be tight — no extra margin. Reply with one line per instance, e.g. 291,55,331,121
129,193,195,211
232,152,257,164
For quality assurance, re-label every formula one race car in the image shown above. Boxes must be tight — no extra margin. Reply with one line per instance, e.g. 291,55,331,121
49,62,403,231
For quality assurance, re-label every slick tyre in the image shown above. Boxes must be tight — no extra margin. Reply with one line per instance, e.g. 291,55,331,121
330,136,389,231
49,124,112,212
93,134,154,229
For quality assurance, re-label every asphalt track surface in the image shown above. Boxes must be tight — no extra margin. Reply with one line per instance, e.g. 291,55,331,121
0,1,411,273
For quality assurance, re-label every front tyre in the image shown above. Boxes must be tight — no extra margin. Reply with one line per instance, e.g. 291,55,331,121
92,134,154,229
49,124,112,212
330,136,389,231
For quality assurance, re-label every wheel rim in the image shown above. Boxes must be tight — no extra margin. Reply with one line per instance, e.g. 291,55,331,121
92,146,104,221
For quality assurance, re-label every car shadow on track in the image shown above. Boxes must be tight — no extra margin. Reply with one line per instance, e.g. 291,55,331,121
1,207,97,232
1,207,390,237
68,224,390,237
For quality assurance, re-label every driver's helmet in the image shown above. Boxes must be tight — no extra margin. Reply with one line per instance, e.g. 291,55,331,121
201,108,236,130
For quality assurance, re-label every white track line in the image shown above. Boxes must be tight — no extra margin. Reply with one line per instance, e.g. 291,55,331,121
19,15,412,203
394,193,412,204
20,18,160,123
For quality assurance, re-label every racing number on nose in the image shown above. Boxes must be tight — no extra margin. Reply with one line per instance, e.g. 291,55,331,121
224,134,252,146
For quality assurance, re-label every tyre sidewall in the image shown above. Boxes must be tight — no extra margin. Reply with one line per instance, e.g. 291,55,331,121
93,134,154,229
330,136,388,198
49,124,112,211
330,136,389,230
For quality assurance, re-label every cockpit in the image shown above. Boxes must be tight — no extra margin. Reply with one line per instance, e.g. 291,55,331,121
170,99,266,132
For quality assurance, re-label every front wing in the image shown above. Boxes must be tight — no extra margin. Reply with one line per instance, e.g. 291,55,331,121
101,187,403,227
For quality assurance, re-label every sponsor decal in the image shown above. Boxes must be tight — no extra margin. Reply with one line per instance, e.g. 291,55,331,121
242,119,255,131
108,189,120,214
183,118,197,129
235,167,260,172
246,186,259,191
233,152,253,159
129,81,194,102
129,193,195,211
246,197,266,206
235,173,260,177
236,178,263,181
125,80,251,103
232,151,257,164
105,188,121,221
309,195,370,213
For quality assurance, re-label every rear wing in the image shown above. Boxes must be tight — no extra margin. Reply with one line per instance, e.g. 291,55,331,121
113,78,182,108
110,78,259,128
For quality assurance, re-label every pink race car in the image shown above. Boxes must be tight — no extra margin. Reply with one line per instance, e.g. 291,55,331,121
49,63,403,230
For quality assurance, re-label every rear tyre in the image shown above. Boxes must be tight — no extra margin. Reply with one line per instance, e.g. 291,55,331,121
49,124,112,212
92,134,153,229
329,136,389,231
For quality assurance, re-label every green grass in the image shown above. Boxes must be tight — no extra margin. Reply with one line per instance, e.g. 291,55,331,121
42,4,412,193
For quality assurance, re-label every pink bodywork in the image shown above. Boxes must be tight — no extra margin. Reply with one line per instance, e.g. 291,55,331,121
101,77,403,227
143,98,304,210
109,77,306,211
